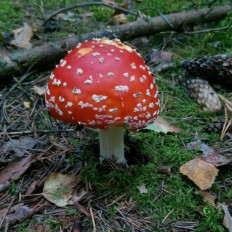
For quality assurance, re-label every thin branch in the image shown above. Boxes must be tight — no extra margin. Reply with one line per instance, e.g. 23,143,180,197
0,128,75,136
1,4,232,81
184,25,229,34
43,2,139,25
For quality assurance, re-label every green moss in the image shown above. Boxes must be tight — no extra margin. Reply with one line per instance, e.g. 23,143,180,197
0,1,24,31
197,204,225,232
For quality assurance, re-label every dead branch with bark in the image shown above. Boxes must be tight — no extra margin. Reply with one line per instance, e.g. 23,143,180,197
0,4,232,81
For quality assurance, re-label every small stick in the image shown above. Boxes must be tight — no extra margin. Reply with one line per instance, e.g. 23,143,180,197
44,2,139,25
184,26,229,34
90,207,96,232
0,128,75,136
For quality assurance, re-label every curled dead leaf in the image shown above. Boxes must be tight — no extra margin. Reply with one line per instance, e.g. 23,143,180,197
196,190,217,207
222,204,232,231
10,23,33,49
0,136,36,159
187,140,231,167
0,154,35,191
0,200,44,229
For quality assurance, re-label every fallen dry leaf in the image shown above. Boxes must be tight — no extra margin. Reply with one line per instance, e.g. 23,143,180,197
0,154,35,191
10,23,33,49
0,200,45,228
145,116,182,133
108,13,128,25
157,166,171,175
187,140,231,167
71,200,91,217
196,190,217,207
0,136,37,158
32,85,46,96
150,49,175,64
0,203,24,220
42,173,81,207
25,180,43,195
222,204,232,231
180,158,218,190
23,101,31,109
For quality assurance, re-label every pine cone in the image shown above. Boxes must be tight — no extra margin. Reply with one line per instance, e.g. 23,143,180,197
185,78,222,112
183,55,232,87
206,120,224,134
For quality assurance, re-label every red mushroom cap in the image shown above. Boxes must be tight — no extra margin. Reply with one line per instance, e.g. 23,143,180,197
45,38,160,129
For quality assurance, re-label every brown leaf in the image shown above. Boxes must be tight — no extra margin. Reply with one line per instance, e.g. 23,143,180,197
150,49,175,65
187,140,231,167
72,200,91,217
180,158,218,190
0,203,24,220
0,154,35,189
0,200,45,228
0,136,37,158
157,166,171,175
145,116,182,133
25,180,43,195
10,23,33,49
108,13,128,25
111,3,129,16
196,190,217,207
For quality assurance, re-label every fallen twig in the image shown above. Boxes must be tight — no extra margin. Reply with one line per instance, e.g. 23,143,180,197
43,2,139,25
184,25,229,34
0,128,75,136
1,4,232,81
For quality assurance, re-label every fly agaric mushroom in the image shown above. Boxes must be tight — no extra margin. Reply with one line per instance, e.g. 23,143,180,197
45,38,159,163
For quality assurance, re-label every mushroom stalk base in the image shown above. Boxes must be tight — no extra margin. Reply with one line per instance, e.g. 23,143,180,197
99,127,126,163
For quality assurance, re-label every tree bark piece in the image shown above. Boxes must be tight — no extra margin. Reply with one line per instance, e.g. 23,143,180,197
1,4,232,81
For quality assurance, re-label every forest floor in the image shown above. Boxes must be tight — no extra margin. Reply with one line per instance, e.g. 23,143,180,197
0,0,232,231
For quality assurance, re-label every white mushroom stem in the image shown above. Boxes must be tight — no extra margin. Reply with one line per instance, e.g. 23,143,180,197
99,127,126,163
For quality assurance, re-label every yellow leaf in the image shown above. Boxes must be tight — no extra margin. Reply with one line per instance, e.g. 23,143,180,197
23,101,31,109
180,158,218,190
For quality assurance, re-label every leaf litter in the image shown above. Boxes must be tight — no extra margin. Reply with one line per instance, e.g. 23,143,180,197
0,136,37,159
